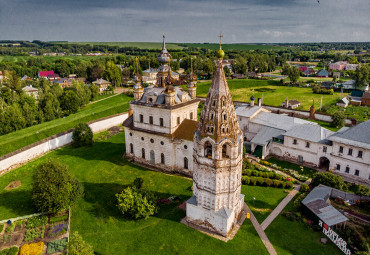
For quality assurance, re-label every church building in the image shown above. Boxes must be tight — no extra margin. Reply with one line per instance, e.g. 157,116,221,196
123,33,200,176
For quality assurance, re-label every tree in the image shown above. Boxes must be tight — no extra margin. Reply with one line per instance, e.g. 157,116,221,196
104,61,122,87
89,84,99,101
67,232,94,255
116,186,157,220
60,90,80,115
223,66,231,77
353,64,369,90
32,160,83,213
331,111,345,128
311,172,346,190
287,66,300,84
72,123,93,147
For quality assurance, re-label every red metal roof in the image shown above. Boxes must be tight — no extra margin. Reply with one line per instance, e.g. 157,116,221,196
38,71,54,77
299,66,308,72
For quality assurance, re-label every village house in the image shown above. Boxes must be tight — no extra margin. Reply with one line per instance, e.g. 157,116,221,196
281,98,301,109
21,75,32,81
53,78,73,89
302,68,315,76
316,69,329,78
93,78,111,92
340,80,356,90
336,97,350,108
22,85,38,98
350,90,364,106
38,71,60,81
362,92,370,106
329,61,348,71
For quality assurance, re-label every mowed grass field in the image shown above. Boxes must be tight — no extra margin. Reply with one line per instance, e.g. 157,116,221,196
0,55,113,63
196,79,344,110
0,131,268,255
0,93,132,157
182,43,285,51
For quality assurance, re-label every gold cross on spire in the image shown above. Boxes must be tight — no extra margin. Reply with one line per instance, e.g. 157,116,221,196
135,57,139,73
218,32,223,49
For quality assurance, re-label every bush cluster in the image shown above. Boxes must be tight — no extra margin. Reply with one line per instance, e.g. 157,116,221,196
0,247,18,255
242,176,294,189
47,238,67,254
26,215,48,229
300,183,309,192
312,86,334,95
72,123,93,147
5,223,15,233
49,214,68,224
242,169,285,180
24,226,45,242
259,160,309,182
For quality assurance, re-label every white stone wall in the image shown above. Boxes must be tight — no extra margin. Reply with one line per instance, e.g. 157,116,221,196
124,128,194,175
0,113,128,175
132,102,198,134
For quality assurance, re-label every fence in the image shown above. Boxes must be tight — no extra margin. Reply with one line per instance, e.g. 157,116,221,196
0,113,128,175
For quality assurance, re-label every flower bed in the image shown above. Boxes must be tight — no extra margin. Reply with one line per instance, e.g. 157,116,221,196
47,238,67,254
259,160,309,182
0,246,18,255
20,242,44,255
242,176,294,189
48,223,67,238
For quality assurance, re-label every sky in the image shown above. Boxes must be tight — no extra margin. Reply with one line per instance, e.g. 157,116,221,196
0,0,369,43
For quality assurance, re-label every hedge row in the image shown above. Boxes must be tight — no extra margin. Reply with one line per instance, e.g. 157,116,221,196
242,169,288,181
242,176,294,189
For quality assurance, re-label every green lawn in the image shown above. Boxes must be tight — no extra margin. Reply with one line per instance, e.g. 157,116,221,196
196,79,344,110
266,157,317,177
0,131,268,255
242,186,288,224
265,194,341,255
0,93,132,157
73,42,184,50
182,43,285,51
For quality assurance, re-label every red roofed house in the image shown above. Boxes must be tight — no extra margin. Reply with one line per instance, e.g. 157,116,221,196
299,66,308,72
38,71,60,81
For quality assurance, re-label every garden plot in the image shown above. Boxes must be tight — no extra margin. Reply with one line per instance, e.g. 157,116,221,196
0,212,70,254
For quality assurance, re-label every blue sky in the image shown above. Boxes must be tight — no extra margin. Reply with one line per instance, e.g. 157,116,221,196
0,0,369,43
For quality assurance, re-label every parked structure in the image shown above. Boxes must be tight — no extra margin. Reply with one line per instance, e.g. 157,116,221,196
317,69,329,78
22,85,38,98
93,78,111,92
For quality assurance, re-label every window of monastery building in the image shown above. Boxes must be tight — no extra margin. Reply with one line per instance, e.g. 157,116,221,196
323,146,327,152
130,143,133,153
222,144,230,158
177,117,180,125
358,150,363,158
141,137,144,141
129,132,132,136
142,148,145,159
184,157,189,169
298,155,303,163
293,139,297,145
160,141,164,145
149,116,153,124
150,139,154,143
345,166,350,173
355,170,360,176
160,118,164,127
161,153,165,164
348,148,353,156
306,142,310,148
336,164,341,170
339,146,343,153
190,112,193,120
139,114,143,123
184,145,188,149
204,142,212,158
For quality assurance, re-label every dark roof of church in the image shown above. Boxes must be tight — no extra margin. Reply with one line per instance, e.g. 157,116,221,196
172,119,198,141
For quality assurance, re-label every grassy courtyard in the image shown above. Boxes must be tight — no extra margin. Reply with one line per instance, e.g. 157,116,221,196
266,157,317,177
242,186,288,224
196,79,344,110
0,131,269,254
0,93,132,157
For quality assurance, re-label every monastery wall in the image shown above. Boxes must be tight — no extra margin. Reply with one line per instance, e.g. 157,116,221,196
0,113,128,175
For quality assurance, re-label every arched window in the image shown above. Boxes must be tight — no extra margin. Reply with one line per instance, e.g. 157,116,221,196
184,157,189,169
161,153,165,164
190,112,194,120
204,142,212,158
222,143,230,158
142,148,145,159
130,143,133,153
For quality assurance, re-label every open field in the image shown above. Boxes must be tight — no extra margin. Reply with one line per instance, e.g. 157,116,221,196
196,79,344,110
242,186,287,224
0,131,269,255
265,193,341,255
0,94,132,157
72,41,184,50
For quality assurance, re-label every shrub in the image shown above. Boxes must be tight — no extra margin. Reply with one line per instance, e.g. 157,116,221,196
285,182,294,189
273,180,280,187
132,177,144,189
47,238,67,254
116,186,158,220
49,214,68,224
256,177,264,186
242,176,250,185
5,223,15,233
67,232,94,255
350,184,370,196
0,247,19,255
32,160,83,214
250,177,257,186
264,178,273,187
331,111,345,128
26,216,48,229
280,181,286,189
72,123,93,147
20,242,44,255
300,183,309,192
312,172,346,190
